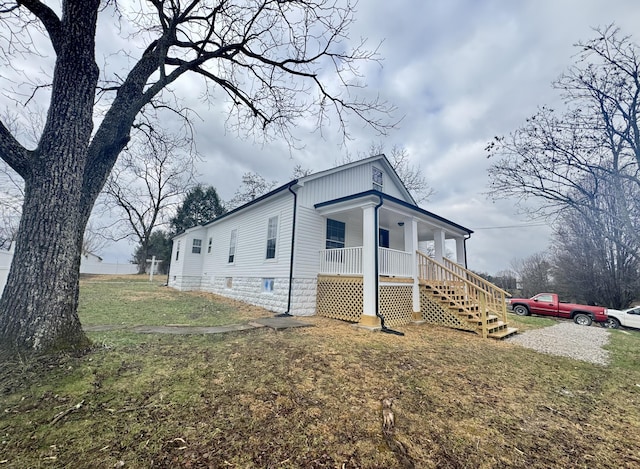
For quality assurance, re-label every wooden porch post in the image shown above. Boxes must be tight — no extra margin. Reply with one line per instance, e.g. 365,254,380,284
358,203,381,328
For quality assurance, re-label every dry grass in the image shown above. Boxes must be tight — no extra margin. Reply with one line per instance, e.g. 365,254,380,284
1,279,639,468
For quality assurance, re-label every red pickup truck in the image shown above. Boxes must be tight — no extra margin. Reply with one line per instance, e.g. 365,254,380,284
507,293,608,326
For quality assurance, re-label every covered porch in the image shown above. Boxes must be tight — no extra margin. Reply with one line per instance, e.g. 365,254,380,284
314,192,515,338
314,192,470,327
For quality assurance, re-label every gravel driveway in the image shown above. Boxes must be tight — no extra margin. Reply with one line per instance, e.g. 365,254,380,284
506,321,610,365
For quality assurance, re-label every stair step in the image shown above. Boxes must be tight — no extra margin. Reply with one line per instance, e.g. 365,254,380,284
470,314,499,325
488,327,519,340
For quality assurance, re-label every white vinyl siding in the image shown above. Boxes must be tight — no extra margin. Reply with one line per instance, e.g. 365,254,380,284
292,206,324,278
199,192,294,279
168,228,207,280
297,161,407,207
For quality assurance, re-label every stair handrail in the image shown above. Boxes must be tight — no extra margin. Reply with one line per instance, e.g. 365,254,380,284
417,252,508,324
441,257,511,298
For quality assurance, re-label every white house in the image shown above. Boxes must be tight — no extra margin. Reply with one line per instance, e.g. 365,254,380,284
168,155,516,338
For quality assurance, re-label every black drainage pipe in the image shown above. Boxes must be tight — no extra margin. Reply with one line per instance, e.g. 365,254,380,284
373,193,404,337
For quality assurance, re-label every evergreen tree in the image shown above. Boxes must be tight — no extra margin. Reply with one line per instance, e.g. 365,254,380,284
170,185,226,235
132,230,172,275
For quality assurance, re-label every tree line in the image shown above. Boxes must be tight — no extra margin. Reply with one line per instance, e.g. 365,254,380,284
487,25,640,309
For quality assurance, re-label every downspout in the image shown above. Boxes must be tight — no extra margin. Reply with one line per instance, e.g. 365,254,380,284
463,233,470,269
282,182,298,316
374,194,404,336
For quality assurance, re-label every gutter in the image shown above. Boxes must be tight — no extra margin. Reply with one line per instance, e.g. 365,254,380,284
373,193,404,336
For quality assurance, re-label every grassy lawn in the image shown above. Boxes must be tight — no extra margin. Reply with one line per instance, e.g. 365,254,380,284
1,278,639,468
78,275,270,327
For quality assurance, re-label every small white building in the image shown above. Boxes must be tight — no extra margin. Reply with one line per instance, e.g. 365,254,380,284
168,155,515,337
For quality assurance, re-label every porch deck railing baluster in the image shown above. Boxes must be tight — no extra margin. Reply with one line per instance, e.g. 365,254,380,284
319,247,363,275
319,246,413,278
378,247,413,278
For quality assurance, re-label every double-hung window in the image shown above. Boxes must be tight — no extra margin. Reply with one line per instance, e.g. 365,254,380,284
326,219,345,249
175,241,181,260
228,229,237,263
192,239,202,254
207,237,213,254
266,216,278,259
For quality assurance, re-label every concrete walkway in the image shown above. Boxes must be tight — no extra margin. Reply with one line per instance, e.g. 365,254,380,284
83,316,313,335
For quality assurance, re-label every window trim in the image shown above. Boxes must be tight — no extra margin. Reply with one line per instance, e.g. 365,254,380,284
207,237,213,254
265,216,278,260
175,241,181,261
372,166,384,192
326,219,346,249
228,229,237,263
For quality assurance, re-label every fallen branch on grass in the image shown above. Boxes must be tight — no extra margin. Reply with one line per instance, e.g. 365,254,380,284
50,400,84,425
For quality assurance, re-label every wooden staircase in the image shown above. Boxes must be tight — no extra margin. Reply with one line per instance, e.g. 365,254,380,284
417,253,518,340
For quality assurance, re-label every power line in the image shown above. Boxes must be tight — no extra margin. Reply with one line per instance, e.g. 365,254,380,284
473,222,549,230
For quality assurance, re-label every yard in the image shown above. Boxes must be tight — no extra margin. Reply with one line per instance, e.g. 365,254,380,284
1,275,639,468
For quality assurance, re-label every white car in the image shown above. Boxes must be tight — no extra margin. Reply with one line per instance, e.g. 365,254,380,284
605,307,640,329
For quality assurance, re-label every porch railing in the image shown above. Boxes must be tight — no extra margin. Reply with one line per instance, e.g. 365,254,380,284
319,246,413,277
379,247,413,277
417,252,509,334
319,247,362,275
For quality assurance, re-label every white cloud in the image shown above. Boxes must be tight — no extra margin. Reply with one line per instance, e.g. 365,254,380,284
4,0,640,271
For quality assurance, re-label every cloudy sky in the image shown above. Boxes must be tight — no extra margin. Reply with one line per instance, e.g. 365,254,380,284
4,0,640,274
176,0,640,274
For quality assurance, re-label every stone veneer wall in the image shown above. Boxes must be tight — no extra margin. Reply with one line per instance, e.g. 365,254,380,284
168,275,202,291
168,275,317,316
288,278,317,316
200,276,317,316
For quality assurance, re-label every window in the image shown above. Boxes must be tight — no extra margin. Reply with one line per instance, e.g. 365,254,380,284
262,278,274,293
535,294,553,303
372,166,383,192
326,219,345,249
175,241,181,260
192,238,202,254
266,216,278,259
207,237,213,254
228,229,237,263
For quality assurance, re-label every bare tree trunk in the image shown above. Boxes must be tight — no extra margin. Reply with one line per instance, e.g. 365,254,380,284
0,169,91,352
0,0,100,354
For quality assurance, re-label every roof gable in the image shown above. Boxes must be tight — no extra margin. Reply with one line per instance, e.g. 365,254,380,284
297,154,417,205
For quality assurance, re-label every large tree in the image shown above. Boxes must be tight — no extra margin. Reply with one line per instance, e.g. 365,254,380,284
101,131,195,273
551,192,640,309
0,0,393,354
487,26,640,258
